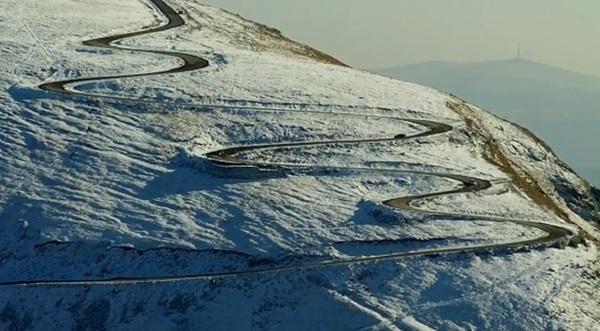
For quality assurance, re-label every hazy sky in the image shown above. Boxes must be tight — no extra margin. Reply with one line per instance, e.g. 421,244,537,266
199,0,600,75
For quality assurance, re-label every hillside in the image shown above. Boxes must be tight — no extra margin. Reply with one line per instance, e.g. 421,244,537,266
372,58,600,187
0,0,599,330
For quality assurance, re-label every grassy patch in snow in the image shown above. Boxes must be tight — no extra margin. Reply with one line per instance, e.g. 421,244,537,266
446,100,569,220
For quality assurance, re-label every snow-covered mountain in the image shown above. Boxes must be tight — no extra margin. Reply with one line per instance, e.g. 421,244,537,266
0,0,599,330
372,58,600,187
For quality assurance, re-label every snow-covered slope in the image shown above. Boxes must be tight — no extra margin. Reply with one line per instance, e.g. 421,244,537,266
372,59,600,187
0,0,598,330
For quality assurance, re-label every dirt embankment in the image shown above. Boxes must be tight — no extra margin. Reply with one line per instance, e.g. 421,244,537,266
446,100,600,230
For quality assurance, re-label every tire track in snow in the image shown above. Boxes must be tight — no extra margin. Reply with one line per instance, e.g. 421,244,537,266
1,0,577,286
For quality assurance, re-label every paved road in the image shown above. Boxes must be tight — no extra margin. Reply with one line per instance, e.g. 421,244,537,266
1,0,576,287
39,0,208,95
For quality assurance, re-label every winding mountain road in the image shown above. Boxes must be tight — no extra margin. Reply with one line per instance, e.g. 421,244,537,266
3,0,576,286
39,0,208,95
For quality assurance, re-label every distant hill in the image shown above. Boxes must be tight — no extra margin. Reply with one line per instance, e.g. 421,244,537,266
373,58,600,186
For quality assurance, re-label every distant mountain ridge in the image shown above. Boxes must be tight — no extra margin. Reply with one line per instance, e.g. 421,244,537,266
372,58,600,186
